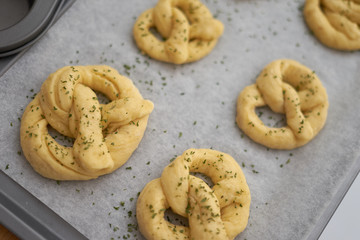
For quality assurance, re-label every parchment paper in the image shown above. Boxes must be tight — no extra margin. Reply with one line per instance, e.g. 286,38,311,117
1,0,359,239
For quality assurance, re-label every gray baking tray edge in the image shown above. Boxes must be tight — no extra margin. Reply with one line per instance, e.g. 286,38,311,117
306,157,360,239
0,170,87,240
0,0,88,239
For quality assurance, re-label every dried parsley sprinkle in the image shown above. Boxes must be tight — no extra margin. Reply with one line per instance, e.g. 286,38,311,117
248,121,254,127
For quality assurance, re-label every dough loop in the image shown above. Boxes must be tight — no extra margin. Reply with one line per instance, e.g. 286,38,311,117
137,148,250,240
20,66,154,180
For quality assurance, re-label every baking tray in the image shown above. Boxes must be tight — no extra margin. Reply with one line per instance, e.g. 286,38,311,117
0,0,359,239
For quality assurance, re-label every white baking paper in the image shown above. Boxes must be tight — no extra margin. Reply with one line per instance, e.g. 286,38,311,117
0,0,359,239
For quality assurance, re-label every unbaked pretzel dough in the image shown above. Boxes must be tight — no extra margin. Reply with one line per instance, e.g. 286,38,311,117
236,59,329,149
304,0,360,50
137,148,251,240
133,0,224,64
20,65,154,180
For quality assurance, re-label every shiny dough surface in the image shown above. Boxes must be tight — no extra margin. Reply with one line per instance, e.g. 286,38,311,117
236,59,329,150
137,148,251,240
20,65,154,180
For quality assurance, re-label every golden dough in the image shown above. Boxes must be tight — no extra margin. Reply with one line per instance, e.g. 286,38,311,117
236,59,329,150
133,0,224,64
20,66,154,180
137,149,251,240
304,0,360,50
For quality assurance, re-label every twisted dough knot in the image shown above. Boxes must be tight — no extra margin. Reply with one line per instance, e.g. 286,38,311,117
304,0,360,50
137,149,250,240
133,0,224,64
20,66,154,180
236,59,329,150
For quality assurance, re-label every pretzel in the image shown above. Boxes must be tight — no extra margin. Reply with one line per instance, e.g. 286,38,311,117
137,149,251,240
304,0,360,50
20,66,154,180
133,0,224,64
236,59,329,150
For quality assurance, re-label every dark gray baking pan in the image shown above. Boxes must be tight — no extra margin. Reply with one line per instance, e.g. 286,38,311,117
0,170,88,240
0,0,60,56
0,0,72,77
